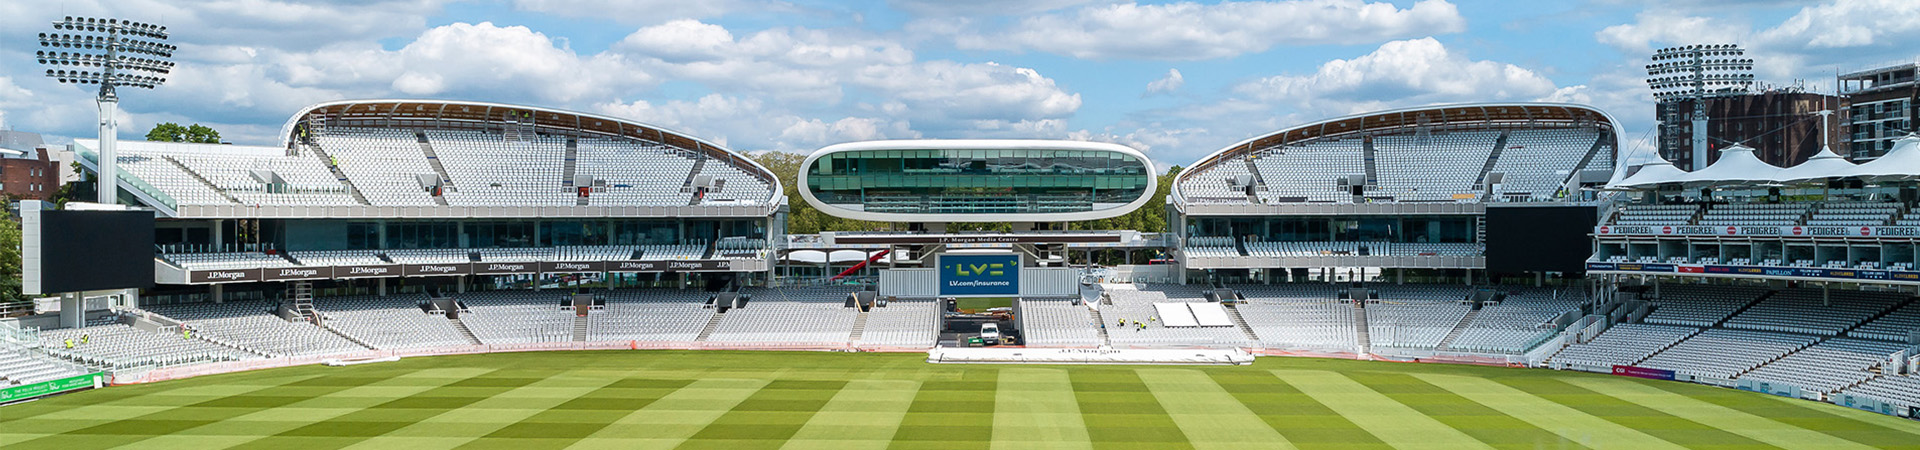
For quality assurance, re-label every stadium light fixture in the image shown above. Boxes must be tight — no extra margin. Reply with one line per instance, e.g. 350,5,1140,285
1647,44,1754,169
36,16,175,205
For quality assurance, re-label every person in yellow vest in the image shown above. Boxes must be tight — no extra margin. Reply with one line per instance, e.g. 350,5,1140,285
81,334,90,344
65,339,73,349
184,329,192,340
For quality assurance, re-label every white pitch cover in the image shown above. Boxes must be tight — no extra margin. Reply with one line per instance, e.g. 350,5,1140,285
1189,302,1235,327
1155,302,1200,327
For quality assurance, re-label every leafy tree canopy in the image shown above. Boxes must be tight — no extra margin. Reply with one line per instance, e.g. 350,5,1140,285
145,122,222,144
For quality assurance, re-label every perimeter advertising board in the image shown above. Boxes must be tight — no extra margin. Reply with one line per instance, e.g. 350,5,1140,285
938,254,1019,297
0,371,104,403
1611,365,1676,381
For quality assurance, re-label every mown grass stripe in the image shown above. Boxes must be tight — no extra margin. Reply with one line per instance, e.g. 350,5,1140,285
565,378,771,449
680,379,849,450
1068,368,1193,450
2,372,369,450
1494,377,1781,449
1135,368,1294,450
1641,378,1920,449
437,378,695,449
335,372,630,450
992,368,1093,450
888,372,998,450
1411,373,1675,450
1560,377,1879,450
1272,370,1492,449
1206,370,1389,449
128,368,505,450
780,379,922,450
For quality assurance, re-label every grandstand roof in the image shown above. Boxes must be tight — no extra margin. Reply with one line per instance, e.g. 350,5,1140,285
1663,145,1782,185
281,100,739,159
82,99,782,219
1174,102,1620,207
1609,134,1920,189
1854,134,1920,179
1776,146,1858,182
1613,155,1688,188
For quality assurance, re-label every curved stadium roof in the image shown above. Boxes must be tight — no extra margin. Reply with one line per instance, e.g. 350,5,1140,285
1174,102,1621,206
279,99,779,199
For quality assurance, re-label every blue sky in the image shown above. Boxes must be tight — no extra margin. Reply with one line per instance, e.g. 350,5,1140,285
1,0,1916,170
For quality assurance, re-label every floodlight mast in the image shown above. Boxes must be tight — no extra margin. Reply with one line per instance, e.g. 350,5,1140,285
1646,44,1754,169
35,17,175,204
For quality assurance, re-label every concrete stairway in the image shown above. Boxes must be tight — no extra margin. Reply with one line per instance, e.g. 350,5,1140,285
1435,309,1482,350
1354,304,1371,354
849,311,869,342
306,144,371,205
1088,307,1113,347
694,313,725,342
448,318,483,346
1223,304,1263,346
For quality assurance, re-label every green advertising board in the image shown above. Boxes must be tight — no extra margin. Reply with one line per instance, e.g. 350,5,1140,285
0,371,104,403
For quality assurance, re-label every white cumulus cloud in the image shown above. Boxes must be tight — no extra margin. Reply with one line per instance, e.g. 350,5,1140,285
952,0,1466,60
1145,69,1185,96
1235,38,1559,116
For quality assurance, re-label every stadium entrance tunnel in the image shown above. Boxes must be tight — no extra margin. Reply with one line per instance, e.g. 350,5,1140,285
939,297,1020,347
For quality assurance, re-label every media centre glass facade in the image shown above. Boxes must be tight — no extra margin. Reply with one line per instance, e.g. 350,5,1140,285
805,148,1152,215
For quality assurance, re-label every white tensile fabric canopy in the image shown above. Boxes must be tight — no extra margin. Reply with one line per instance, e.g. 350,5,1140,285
1608,135,1920,189
1661,145,1782,186
1774,146,1858,182
1853,134,1920,180
1613,154,1691,188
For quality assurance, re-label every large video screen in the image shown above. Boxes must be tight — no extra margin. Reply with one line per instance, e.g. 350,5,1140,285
1485,205,1596,274
938,254,1020,297
32,210,155,294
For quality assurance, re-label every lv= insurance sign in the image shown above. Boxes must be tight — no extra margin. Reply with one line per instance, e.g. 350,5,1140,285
939,254,1020,297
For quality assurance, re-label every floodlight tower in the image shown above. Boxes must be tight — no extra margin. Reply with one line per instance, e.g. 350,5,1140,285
36,17,175,204
1646,44,1754,169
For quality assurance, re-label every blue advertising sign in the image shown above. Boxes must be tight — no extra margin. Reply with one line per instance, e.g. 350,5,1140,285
939,254,1020,297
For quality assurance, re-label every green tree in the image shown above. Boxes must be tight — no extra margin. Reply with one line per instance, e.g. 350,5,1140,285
750,151,888,235
0,214,23,303
145,122,222,143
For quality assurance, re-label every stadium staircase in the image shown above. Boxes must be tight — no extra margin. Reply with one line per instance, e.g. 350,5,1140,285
1435,308,1482,350
1569,132,1607,176
1243,158,1268,196
564,138,587,206
161,155,241,204
1222,303,1263,346
682,157,706,194
416,132,454,206
1088,307,1113,347
1843,295,1918,338
848,310,869,342
200,332,275,358
320,320,378,351
306,144,371,205
1473,132,1508,190
1361,139,1379,191
447,318,483,346
572,315,588,342
1715,291,1774,327
694,312,725,342
1631,327,1705,366
1354,303,1371,354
